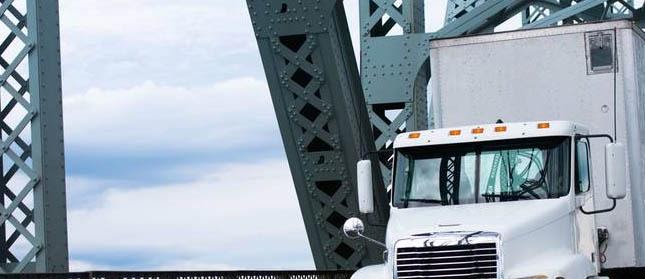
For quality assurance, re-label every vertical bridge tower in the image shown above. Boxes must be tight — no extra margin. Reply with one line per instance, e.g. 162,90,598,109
0,0,67,273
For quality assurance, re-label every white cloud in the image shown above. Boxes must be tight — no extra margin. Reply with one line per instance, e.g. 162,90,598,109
59,0,255,49
68,159,313,270
69,258,239,272
63,77,279,152
69,260,112,272
58,1,263,95
426,0,449,32
57,1,306,270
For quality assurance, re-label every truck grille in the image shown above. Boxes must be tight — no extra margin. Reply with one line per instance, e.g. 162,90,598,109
396,242,498,279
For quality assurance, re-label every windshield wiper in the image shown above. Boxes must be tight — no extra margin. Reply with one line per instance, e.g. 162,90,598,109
401,198,445,204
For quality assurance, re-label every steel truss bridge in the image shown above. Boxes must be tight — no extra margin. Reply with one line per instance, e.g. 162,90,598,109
247,0,645,271
0,0,639,275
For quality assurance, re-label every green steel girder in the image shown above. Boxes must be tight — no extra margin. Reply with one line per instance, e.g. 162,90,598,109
28,0,69,272
0,0,68,273
247,0,389,270
445,0,486,24
523,0,644,29
360,0,429,186
523,0,612,28
437,0,530,36
636,7,645,27
522,0,606,25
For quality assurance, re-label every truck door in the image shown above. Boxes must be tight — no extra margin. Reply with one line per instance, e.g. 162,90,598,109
574,138,600,271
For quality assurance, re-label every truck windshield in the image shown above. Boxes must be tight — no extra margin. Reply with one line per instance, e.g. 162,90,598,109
393,137,570,208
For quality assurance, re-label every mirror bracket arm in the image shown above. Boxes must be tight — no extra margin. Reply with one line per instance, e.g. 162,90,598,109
576,133,621,215
357,233,386,248
579,198,617,215
575,134,614,143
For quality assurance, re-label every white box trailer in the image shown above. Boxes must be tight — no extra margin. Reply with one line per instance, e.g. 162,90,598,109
430,20,645,270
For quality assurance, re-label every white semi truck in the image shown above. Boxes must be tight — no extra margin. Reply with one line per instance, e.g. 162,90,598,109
343,20,645,278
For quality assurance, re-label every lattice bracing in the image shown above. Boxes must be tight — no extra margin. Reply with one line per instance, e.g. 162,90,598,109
521,0,641,26
276,34,367,267
439,157,461,205
0,0,40,272
362,0,408,36
609,0,635,17
445,0,487,23
0,0,68,273
360,0,429,186
523,4,552,24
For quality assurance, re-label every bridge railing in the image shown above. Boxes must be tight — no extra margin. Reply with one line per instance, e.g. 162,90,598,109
3,270,354,279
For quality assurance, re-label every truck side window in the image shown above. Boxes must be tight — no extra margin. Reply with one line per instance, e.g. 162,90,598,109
575,140,591,194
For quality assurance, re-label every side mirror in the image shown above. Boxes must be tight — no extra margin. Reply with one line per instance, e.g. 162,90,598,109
357,160,374,214
605,143,627,199
343,217,364,239
343,217,386,248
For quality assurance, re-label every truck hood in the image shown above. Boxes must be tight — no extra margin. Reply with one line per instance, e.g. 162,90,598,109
386,197,573,245
385,198,580,277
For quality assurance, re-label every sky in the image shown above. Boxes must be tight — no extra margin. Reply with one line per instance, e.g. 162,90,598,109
59,0,303,270
55,0,458,271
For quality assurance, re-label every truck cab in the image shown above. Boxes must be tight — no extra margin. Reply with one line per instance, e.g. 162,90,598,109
345,121,627,279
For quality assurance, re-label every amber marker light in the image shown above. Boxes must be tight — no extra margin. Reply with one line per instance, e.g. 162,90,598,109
495,126,507,132
537,122,550,129
408,132,421,139
472,127,484,134
449,130,461,136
